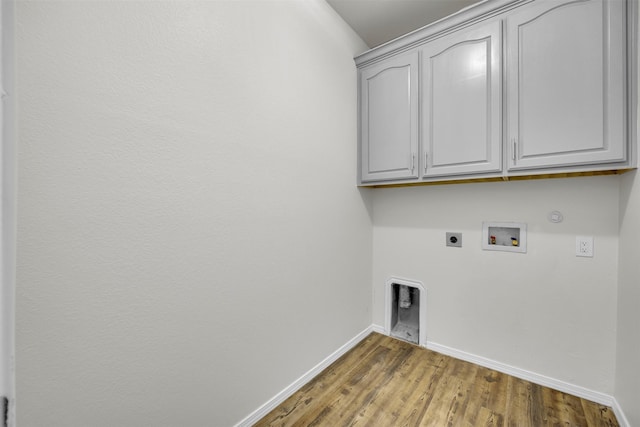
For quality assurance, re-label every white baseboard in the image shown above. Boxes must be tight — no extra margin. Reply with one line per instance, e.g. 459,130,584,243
425,340,614,407
371,323,385,334
382,326,629,425
235,325,628,427
611,397,631,427
373,324,615,406
233,325,374,427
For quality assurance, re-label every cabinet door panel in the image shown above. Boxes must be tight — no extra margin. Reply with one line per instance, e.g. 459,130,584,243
421,21,502,177
506,0,625,170
360,52,419,182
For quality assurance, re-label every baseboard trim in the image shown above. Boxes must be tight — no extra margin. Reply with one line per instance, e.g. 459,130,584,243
371,323,385,334
374,324,615,406
611,397,631,427
233,325,374,427
235,325,626,426
426,340,614,407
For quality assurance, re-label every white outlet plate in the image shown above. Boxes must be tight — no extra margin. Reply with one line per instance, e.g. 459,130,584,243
576,236,594,257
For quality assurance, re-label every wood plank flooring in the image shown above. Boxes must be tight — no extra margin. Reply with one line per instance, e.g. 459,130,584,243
254,333,618,427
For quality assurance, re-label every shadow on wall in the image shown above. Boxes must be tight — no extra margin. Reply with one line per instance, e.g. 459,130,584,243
619,169,638,222
369,175,622,234
358,186,374,223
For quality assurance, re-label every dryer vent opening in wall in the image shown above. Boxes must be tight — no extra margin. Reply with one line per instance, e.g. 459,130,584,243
385,277,427,347
390,283,421,344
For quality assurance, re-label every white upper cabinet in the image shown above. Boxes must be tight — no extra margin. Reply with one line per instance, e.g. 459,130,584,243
506,0,626,171
355,0,632,186
421,21,502,178
360,51,419,183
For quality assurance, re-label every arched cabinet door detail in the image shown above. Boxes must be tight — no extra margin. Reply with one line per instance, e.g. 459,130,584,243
360,51,419,183
355,0,632,187
506,0,626,171
421,20,502,178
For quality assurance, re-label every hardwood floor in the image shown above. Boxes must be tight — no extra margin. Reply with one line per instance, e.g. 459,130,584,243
254,333,618,427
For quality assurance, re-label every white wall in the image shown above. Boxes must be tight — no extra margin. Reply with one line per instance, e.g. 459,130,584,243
1,0,16,423
14,0,639,424
16,1,370,426
614,3,640,421
616,171,640,427
372,176,620,394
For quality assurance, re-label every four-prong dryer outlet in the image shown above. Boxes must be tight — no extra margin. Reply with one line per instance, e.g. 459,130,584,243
446,232,462,247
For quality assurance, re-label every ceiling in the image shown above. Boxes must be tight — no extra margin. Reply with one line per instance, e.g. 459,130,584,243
326,0,482,48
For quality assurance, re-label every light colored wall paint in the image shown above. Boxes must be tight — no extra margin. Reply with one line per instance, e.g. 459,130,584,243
16,1,370,426
616,171,640,426
372,176,619,394
614,4,640,422
2,0,16,424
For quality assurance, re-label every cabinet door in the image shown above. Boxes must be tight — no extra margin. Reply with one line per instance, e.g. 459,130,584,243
421,21,502,178
506,0,625,171
360,52,419,183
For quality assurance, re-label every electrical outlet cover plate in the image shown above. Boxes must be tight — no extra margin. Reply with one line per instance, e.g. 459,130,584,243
446,232,462,247
576,236,594,257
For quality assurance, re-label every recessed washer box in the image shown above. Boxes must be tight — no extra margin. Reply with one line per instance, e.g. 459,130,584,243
482,221,527,253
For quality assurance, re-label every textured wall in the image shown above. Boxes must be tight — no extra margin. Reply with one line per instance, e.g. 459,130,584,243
16,1,371,426
372,176,619,394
